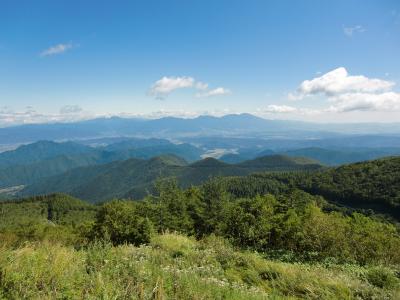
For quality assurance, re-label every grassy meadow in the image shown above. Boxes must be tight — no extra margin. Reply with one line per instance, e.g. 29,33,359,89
0,233,399,299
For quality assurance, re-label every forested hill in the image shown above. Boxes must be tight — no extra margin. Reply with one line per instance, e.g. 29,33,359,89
222,156,400,220
0,140,203,188
297,156,400,215
19,154,322,202
0,194,97,230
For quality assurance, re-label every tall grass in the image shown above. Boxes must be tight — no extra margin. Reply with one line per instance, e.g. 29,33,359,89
0,233,398,299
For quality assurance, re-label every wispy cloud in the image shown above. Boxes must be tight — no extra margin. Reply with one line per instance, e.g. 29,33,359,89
0,107,241,127
0,106,92,127
149,76,231,99
343,25,365,37
259,105,321,116
196,87,231,98
40,43,74,57
59,105,84,114
262,105,297,113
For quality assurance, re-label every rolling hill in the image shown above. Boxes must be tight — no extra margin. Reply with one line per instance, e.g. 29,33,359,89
0,140,204,188
0,141,92,168
297,156,400,213
219,146,400,165
221,156,400,220
282,147,400,165
19,154,323,202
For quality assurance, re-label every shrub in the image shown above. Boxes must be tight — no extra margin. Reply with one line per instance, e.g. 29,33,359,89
89,200,154,246
365,267,398,289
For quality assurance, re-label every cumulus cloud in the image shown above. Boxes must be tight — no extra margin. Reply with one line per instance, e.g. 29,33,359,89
343,25,365,37
149,76,195,98
329,92,400,112
40,43,74,57
196,87,231,98
149,76,230,99
281,67,400,114
290,67,394,100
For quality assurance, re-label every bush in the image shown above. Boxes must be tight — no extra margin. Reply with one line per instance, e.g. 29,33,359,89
365,267,398,289
89,200,154,246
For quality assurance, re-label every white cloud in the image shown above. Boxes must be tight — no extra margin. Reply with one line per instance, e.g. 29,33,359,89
195,81,209,90
282,67,400,114
329,92,400,112
196,87,231,98
40,43,73,57
149,76,230,99
259,105,322,116
149,76,195,98
291,67,394,99
0,106,241,127
343,25,365,37
125,109,234,119
0,106,93,127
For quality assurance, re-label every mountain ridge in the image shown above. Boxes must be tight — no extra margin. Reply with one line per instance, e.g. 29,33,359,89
2,114,400,144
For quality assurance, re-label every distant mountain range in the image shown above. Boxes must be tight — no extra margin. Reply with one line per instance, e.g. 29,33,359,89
1,114,400,145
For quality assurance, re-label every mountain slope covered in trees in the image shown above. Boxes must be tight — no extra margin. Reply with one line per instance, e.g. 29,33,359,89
19,155,323,202
221,156,400,220
0,140,203,188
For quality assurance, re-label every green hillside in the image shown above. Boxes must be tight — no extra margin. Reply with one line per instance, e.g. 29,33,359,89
239,154,322,170
20,155,323,202
0,193,97,231
0,140,203,189
297,156,400,216
221,156,400,220
0,141,92,168
282,147,400,166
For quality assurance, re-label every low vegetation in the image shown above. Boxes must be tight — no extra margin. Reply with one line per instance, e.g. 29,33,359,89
0,233,398,299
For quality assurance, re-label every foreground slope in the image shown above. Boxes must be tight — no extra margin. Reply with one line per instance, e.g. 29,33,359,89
0,233,398,299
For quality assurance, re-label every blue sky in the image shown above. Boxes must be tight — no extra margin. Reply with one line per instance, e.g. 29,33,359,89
1,0,400,126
